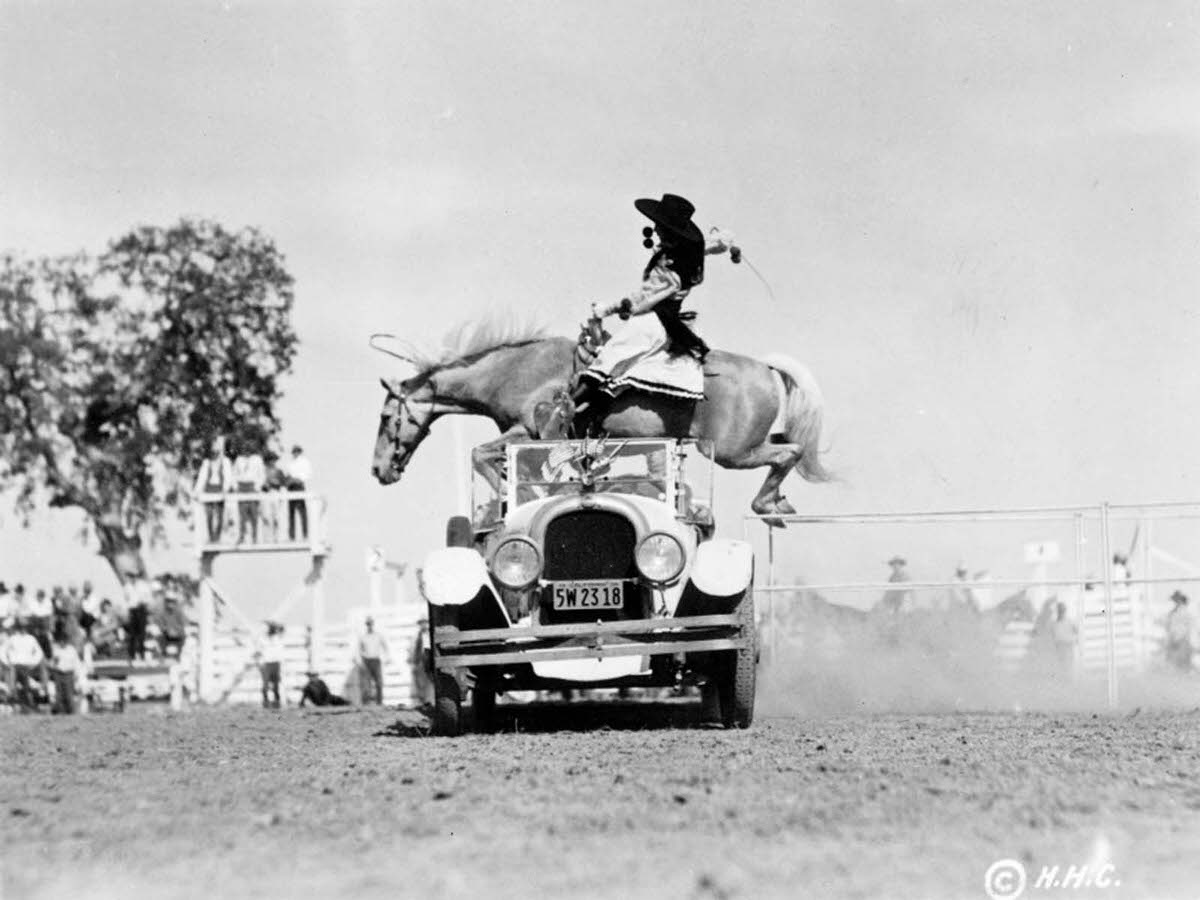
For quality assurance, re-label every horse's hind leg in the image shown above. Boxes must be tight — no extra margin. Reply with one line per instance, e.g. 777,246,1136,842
741,443,803,526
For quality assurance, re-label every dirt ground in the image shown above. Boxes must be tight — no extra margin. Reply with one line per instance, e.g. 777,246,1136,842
3,692,1200,900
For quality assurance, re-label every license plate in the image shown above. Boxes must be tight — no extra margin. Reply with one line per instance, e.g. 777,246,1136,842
550,580,624,610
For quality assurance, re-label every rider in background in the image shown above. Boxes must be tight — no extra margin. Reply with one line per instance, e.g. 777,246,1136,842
572,193,737,426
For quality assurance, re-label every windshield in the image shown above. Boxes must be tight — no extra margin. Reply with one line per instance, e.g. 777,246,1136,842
511,439,669,504
471,438,713,528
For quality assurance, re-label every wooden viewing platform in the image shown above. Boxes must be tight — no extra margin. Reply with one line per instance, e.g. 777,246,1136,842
191,489,331,703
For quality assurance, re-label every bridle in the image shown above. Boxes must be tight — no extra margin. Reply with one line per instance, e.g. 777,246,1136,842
379,377,440,473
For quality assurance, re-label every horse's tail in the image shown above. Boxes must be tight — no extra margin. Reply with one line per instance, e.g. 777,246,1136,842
762,352,833,484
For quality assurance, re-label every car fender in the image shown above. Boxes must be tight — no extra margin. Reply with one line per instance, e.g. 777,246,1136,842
688,539,754,597
422,547,497,607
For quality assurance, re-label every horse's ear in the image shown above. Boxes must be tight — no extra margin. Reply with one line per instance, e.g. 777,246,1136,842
380,377,401,394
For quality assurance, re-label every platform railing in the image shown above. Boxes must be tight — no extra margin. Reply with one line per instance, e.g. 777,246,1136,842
193,490,328,555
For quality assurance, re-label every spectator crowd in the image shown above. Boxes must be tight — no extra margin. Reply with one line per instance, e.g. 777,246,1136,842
0,579,191,714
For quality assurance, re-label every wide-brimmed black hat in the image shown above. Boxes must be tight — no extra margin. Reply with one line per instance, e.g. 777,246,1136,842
634,193,703,246
1170,590,1188,606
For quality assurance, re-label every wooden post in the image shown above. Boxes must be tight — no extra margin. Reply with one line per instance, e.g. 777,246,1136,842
1100,503,1118,710
309,554,326,676
198,551,217,704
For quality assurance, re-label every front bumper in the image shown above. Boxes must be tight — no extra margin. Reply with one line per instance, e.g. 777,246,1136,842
432,613,750,671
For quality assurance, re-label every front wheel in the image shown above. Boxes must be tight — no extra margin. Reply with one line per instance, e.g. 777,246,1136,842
714,589,757,729
432,671,462,736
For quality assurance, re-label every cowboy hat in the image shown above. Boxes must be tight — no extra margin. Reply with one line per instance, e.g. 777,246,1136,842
887,556,906,566
1170,590,1189,606
634,193,704,246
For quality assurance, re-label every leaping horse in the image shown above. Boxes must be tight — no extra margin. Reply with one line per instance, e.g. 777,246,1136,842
370,319,831,519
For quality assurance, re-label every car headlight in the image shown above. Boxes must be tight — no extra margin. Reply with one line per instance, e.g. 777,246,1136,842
491,537,541,589
635,532,685,584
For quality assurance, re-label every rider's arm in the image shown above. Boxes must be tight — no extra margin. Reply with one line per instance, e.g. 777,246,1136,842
600,267,682,317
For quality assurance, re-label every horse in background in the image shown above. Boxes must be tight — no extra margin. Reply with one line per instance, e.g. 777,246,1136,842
370,318,831,519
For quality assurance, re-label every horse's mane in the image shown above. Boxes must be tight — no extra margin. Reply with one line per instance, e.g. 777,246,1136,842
411,313,550,373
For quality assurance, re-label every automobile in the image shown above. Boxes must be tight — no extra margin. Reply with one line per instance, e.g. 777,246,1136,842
418,436,757,735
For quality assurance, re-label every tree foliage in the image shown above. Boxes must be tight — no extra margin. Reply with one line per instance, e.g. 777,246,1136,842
0,219,297,584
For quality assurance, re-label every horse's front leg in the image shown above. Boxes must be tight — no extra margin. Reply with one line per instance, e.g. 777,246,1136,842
471,424,534,494
521,384,576,439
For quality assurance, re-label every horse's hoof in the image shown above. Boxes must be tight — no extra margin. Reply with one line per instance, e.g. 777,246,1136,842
752,498,793,528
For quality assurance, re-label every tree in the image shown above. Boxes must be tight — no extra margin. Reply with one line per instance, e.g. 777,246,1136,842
0,219,297,593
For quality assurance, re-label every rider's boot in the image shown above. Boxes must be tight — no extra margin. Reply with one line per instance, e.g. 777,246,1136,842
570,380,612,436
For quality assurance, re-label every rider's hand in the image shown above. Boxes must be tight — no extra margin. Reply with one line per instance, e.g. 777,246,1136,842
596,298,626,318
708,227,737,252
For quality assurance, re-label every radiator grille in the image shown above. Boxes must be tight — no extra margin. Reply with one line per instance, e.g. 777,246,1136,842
543,510,637,580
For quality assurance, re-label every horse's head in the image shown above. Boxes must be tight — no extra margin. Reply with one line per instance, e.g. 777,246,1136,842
371,376,438,484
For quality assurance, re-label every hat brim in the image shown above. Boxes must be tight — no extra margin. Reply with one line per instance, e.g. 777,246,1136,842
888,557,907,566
634,198,703,245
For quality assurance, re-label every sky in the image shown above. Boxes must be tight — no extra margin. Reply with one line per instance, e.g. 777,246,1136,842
2,1,1199,618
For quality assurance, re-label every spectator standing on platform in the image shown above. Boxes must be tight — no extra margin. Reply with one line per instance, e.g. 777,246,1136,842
357,616,390,705
258,622,285,708
299,670,349,707
49,632,82,714
195,439,234,543
262,450,288,542
6,623,47,711
285,445,313,541
877,557,912,615
1165,591,1194,673
156,596,187,658
232,437,266,544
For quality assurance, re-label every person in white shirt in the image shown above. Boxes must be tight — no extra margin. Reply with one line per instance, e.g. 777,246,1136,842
357,617,390,705
49,632,83,714
257,622,286,708
194,439,234,543
6,624,47,710
232,438,266,544
285,445,314,541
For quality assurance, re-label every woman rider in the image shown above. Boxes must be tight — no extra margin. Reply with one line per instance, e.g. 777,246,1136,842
572,193,737,426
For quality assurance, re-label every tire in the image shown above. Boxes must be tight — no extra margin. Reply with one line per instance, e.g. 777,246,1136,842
472,674,497,733
715,589,757,729
428,598,462,735
446,515,473,548
432,671,462,736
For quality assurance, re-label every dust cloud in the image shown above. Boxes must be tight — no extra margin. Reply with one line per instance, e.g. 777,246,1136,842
755,605,1199,717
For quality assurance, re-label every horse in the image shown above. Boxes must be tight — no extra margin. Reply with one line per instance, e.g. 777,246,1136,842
370,319,831,519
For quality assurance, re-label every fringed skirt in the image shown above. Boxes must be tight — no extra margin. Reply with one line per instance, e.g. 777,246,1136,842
581,312,704,400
